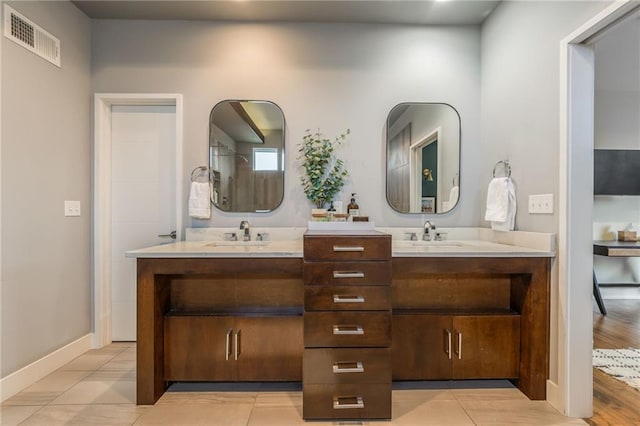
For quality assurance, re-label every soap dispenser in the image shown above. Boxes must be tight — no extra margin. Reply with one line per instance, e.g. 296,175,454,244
347,193,360,218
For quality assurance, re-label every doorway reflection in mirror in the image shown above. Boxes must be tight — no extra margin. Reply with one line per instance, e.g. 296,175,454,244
386,103,460,214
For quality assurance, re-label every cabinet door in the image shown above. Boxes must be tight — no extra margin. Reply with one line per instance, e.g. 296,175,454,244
391,314,452,380
452,315,520,379
164,316,236,381
235,316,303,381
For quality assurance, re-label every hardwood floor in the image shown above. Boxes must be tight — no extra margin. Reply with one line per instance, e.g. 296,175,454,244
585,299,640,425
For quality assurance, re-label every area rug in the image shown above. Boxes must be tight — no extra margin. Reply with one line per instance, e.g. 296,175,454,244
593,348,640,391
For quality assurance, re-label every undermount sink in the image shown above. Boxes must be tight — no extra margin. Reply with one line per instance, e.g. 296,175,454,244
205,240,271,247
394,240,465,248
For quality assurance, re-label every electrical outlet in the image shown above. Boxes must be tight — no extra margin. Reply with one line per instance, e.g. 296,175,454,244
64,200,81,217
528,194,553,214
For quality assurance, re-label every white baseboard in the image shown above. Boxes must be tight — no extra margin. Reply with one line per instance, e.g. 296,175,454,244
546,379,564,414
0,333,93,402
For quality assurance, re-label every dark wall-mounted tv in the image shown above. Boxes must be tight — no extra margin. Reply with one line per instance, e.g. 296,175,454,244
594,149,640,195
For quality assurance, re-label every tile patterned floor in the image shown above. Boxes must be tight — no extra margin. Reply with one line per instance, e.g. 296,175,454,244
1,343,586,425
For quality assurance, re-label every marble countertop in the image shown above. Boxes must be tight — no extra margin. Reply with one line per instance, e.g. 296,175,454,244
126,240,304,258
126,227,555,258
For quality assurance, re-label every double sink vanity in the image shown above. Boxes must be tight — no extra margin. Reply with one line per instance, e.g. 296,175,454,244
128,225,554,421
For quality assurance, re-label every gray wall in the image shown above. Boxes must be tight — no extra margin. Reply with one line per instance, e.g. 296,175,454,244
91,21,481,229
480,0,610,232
481,0,611,392
1,1,91,377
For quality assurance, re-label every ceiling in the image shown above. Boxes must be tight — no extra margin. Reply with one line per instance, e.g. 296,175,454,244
72,1,501,25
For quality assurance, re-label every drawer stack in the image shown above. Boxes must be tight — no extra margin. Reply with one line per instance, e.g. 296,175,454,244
302,230,392,420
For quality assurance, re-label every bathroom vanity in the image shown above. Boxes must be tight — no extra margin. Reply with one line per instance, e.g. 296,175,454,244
129,228,553,411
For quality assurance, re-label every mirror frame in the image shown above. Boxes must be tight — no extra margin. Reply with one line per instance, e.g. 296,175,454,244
209,99,286,213
385,102,461,214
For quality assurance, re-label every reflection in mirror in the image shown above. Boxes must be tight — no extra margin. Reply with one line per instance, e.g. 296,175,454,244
209,100,285,213
386,103,460,214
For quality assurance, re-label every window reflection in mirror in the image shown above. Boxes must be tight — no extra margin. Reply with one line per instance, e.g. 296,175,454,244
209,100,285,213
386,103,460,214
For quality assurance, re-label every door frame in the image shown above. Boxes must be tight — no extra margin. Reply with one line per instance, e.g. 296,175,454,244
559,0,638,417
93,93,183,348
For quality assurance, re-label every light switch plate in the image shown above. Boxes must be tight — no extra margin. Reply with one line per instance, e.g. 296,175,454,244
64,200,81,217
528,194,553,214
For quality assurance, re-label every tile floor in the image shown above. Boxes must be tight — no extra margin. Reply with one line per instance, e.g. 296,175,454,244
1,343,586,425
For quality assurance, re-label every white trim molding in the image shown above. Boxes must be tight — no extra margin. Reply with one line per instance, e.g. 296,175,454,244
0,334,93,402
558,0,639,417
93,93,183,348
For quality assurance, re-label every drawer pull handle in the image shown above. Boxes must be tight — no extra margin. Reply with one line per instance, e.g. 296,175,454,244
333,325,364,335
333,295,365,303
333,246,365,252
225,329,233,361
455,330,462,360
333,396,364,410
332,361,364,374
333,271,365,279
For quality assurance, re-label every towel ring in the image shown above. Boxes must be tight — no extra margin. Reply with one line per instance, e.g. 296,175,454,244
492,160,511,178
191,166,210,183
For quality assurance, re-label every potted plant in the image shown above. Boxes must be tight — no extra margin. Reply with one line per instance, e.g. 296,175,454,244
298,128,349,209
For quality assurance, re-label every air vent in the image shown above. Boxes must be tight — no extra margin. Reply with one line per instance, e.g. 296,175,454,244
3,4,60,67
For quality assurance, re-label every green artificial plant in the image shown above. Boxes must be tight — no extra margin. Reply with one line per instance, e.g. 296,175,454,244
298,129,350,208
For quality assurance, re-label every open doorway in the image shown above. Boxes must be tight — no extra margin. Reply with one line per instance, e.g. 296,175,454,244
561,1,640,420
588,8,640,425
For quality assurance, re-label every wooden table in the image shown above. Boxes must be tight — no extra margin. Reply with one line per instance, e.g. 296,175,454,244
593,240,640,315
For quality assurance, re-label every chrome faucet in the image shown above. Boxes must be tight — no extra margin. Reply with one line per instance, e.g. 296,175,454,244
423,221,436,241
239,220,250,241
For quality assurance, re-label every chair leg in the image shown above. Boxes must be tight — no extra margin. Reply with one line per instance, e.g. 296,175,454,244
593,270,607,316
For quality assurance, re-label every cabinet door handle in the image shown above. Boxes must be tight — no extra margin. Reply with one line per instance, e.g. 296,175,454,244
332,271,365,279
333,246,364,252
332,361,364,374
234,329,241,360
225,329,233,361
333,396,364,410
445,329,452,360
333,325,364,335
333,295,365,304
455,330,462,360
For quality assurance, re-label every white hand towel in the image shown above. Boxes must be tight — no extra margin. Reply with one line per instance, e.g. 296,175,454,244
189,182,211,219
485,177,516,231
448,185,459,207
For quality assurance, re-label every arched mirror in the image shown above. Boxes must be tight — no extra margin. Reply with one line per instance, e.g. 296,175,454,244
209,100,285,212
386,103,460,214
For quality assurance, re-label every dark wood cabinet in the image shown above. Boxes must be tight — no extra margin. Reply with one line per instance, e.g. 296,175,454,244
303,231,392,421
392,314,520,380
164,315,302,382
235,316,303,381
164,315,236,381
392,314,451,380
136,257,303,405
392,256,550,400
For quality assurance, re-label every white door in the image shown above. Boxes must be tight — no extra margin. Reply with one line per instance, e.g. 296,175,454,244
111,105,177,341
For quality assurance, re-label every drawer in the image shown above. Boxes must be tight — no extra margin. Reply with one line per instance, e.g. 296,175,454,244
304,348,391,384
304,235,391,261
304,312,391,347
305,286,391,311
303,383,391,420
303,262,391,286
